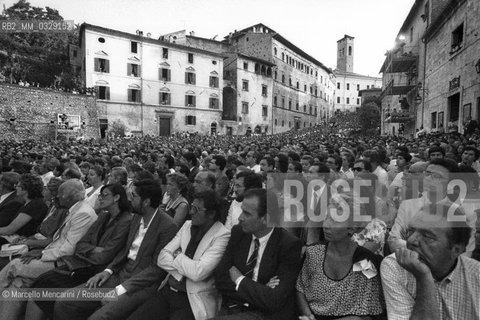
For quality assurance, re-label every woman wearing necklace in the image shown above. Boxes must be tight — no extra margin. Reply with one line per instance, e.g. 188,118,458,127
84,165,105,211
164,173,190,227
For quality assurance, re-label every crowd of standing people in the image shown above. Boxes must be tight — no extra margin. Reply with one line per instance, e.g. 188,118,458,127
0,125,478,320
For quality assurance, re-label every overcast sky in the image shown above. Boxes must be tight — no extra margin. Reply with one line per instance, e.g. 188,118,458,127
2,0,415,76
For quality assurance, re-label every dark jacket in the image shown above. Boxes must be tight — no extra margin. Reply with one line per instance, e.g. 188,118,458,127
214,225,302,320
106,209,177,293
0,192,25,227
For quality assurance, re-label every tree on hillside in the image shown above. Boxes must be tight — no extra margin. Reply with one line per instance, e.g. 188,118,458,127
358,102,381,136
0,0,79,88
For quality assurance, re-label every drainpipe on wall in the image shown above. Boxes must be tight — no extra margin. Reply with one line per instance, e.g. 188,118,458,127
140,39,144,137
421,37,427,130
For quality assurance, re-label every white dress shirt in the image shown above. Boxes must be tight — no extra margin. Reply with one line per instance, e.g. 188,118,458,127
127,209,158,261
235,228,275,290
113,209,158,296
225,200,242,230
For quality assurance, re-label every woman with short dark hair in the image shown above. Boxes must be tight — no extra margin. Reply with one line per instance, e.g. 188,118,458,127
296,192,386,320
26,183,133,320
0,174,48,241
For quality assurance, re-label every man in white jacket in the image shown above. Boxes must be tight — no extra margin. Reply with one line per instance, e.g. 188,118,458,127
127,189,230,320
0,179,96,318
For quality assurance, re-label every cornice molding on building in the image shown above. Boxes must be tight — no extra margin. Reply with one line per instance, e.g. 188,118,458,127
423,0,468,43
80,23,228,59
99,100,223,113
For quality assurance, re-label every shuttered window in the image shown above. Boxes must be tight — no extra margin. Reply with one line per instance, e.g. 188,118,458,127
94,58,109,73
159,68,171,81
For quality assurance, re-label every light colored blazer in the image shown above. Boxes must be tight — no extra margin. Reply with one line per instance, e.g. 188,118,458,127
157,220,230,320
41,199,97,261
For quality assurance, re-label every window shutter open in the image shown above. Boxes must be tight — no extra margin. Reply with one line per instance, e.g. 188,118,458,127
94,58,99,72
94,86,99,98
185,72,188,84
192,73,196,85
193,96,196,107
128,89,132,102
158,69,161,80
106,87,110,100
127,64,130,76
185,116,188,124
193,116,196,125
137,90,141,102
185,95,188,106
105,60,110,73
167,69,171,81
138,65,141,77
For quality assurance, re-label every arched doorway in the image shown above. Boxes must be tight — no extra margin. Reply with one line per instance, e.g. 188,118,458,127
210,122,217,135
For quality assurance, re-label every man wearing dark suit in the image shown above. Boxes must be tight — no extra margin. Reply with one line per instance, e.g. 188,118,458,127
213,188,302,320
54,180,177,320
0,172,24,227
182,152,199,184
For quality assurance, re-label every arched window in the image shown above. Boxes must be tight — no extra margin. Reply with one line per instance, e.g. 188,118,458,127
348,46,352,56
281,53,284,61
274,47,277,56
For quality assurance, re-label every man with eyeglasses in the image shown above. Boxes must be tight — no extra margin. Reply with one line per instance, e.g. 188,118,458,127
388,158,476,257
127,189,230,319
224,172,263,230
381,203,480,320
54,179,177,320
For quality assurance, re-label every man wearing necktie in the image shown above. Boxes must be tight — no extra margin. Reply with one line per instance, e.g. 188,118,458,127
212,188,302,320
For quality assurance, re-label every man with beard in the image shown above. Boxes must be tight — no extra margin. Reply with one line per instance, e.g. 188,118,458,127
54,180,177,320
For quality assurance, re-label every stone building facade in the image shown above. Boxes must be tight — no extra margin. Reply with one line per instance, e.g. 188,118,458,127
380,0,480,136
224,24,335,134
80,24,224,136
0,83,99,140
422,0,480,134
335,35,382,113
379,0,426,136
222,53,274,135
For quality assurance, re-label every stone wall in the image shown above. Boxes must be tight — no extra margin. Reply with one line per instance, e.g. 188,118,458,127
423,0,480,132
0,83,99,140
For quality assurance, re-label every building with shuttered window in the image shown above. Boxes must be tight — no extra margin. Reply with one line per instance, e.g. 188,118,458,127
80,23,224,136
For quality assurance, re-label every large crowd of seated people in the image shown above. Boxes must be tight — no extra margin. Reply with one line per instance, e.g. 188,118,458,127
0,126,478,319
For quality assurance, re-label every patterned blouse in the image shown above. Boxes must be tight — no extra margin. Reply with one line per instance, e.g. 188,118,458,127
296,244,385,319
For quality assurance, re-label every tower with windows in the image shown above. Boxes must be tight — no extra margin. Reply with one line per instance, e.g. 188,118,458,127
336,35,354,73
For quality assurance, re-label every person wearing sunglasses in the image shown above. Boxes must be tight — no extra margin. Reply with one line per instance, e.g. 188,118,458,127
352,159,372,178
